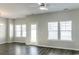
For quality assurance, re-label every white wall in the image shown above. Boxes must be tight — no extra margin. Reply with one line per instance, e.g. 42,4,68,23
0,18,7,44
7,19,14,43
0,18,15,44
13,9,79,50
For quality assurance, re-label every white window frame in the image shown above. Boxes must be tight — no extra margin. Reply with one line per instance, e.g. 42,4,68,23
48,21,72,41
48,22,58,40
60,21,72,41
15,25,21,37
31,24,37,42
22,24,26,37
15,24,26,37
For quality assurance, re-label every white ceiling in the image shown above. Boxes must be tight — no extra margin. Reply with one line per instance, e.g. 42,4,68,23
0,3,79,18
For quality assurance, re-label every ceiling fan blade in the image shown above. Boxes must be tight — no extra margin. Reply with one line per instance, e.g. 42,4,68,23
30,5,39,7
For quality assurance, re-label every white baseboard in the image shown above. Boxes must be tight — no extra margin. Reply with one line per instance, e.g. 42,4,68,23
26,43,79,51
0,41,25,44
13,41,25,43
0,42,7,44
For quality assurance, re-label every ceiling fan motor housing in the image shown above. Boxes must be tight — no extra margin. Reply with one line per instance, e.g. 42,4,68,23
40,3,46,7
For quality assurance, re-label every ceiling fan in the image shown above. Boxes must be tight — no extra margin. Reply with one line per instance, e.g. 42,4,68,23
38,3,48,10
30,3,48,10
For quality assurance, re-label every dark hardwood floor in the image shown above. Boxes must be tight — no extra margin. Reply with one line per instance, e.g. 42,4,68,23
0,43,79,55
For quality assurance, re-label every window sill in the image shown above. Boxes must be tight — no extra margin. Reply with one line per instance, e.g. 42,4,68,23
48,39,72,42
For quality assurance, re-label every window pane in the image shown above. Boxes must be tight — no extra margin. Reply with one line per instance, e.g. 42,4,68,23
31,24,37,42
22,24,26,37
9,24,13,38
48,22,58,40
15,25,21,37
60,21,72,40
61,31,71,40
48,22,58,30
48,31,58,40
60,21,72,30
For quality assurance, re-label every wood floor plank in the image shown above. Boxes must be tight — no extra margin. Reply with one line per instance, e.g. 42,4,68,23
0,43,78,55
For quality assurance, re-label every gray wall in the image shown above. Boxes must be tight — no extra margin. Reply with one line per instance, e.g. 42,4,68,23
1,8,79,50
14,9,79,50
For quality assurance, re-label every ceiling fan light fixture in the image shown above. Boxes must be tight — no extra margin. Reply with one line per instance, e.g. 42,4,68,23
39,6,48,10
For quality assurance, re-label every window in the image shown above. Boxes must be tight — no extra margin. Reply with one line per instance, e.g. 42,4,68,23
15,24,26,37
48,22,58,40
0,23,5,38
22,24,26,37
31,24,37,42
9,24,13,38
60,21,72,40
15,25,21,37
